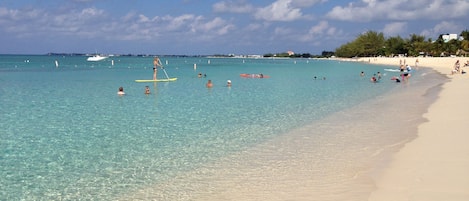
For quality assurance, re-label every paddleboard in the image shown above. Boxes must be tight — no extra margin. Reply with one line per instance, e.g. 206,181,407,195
240,73,270,78
135,78,177,82
384,68,402,72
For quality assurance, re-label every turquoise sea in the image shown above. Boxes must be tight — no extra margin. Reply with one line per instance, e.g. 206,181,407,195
0,55,446,200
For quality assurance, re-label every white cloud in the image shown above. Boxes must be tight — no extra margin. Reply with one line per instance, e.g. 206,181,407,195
137,14,150,23
309,20,329,34
79,7,104,18
326,0,469,22
245,23,262,31
116,13,236,41
382,22,407,36
212,0,254,13
290,0,327,7
326,26,337,35
0,4,236,43
274,26,293,36
2,1,466,55
213,0,321,21
254,0,310,21
165,14,197,31
0,7,110,38
420,21,463,39
298,20,341,42
191,17,235,35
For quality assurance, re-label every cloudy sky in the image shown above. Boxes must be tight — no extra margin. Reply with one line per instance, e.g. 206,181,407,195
1,0,468,55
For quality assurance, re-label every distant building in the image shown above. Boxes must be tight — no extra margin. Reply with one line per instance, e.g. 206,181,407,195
287,50,295,56
441,34,464,42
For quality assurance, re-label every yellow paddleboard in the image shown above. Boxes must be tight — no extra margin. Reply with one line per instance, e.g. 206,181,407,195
135,78,177,82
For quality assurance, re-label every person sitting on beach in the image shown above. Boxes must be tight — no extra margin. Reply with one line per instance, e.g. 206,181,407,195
144,86,151,95
206,80,213,88
117,87,125,96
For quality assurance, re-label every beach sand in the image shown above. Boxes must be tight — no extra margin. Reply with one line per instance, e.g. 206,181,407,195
361,57,469,201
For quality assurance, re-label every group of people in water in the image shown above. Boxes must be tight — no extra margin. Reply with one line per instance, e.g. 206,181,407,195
118,79,231,95
361,63,413,84
361,71,384,82
118,57,162,96
118,56,235,95
117,85,151,96
205,79,232,88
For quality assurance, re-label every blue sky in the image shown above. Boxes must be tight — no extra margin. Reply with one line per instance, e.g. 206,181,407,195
1,0,468,55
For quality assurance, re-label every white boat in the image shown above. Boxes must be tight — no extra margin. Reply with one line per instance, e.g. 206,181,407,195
87,55,108,61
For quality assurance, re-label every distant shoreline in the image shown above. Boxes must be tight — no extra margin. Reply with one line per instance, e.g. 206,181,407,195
333,56,467,74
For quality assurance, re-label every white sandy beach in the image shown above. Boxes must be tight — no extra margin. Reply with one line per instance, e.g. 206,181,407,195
361,57,469,200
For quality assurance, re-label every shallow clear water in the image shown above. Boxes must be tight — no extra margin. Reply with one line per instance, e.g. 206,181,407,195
0,55,442,200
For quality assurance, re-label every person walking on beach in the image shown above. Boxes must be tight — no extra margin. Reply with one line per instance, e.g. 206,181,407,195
455,60,461,73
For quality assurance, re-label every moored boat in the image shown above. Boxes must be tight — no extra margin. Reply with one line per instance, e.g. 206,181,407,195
87,55,108,61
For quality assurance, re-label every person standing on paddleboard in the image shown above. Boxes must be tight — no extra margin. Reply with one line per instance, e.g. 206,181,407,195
153,57,160,80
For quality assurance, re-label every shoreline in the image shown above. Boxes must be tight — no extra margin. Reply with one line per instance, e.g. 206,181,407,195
355,57,469,200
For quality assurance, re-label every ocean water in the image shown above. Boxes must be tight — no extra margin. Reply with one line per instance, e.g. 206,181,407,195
0,55,446,200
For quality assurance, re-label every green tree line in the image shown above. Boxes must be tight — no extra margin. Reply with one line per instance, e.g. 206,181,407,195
335,30,469,58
